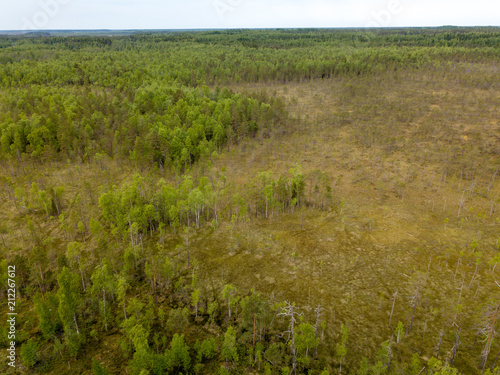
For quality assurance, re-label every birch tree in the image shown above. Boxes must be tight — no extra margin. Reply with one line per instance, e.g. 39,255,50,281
91,261,116,332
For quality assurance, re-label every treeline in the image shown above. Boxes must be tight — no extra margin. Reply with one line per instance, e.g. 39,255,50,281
98,166,328,235
0,29,499,89
4,27,500,49
178,27,500,49
0,43,496,87
7,165,331,239
0,84,286,168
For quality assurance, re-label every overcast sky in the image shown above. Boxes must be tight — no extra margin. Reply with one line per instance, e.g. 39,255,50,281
2,0,498,31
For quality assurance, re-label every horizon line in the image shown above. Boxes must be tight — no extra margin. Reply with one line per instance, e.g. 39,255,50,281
1,25,500,33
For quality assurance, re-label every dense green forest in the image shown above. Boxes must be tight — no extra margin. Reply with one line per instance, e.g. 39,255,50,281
0,28,499,375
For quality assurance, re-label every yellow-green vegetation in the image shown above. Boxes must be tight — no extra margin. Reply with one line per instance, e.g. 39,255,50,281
0,28,499,375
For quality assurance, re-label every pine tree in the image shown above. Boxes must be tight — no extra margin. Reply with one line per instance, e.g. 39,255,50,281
222,326,239,364
92,359,110,375
20,339,38,368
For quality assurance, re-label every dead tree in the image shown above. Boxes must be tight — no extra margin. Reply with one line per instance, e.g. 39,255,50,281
479,298,500,374
408,273,425,333
449,326,461,367
457,190,465,218
389,289,398,329
313,305,323,358
436,327,445,359
279,302,302,375
454,277,465,324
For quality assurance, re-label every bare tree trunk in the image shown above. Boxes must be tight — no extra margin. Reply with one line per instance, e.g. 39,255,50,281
387,335,393,369
186,228,190,268
314,305,322,359
409,292,419,332
73,313,80,334
279,302,299,375
458,190,465,218
450,328,461,367
253,313,256,349
454,277,465,324
153,271,157,305
103,287,107,331
480,302,500,374
389,290,398,329
78,256,85,291
291,308,296,375
491,347,500,371
38,262,46,294
436,327,445,359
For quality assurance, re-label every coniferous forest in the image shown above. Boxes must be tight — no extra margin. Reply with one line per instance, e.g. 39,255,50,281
0,27,500,374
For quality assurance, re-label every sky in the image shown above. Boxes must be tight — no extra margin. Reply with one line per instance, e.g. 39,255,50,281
1,0,498,31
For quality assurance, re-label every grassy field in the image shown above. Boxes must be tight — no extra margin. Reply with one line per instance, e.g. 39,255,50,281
201,69,500,372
